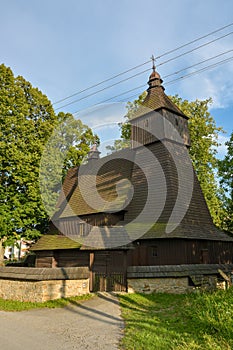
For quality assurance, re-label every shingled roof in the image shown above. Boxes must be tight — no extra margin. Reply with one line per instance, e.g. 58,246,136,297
31,235,81,251
54,148,135,219
37,67,233,249
136,68,187,118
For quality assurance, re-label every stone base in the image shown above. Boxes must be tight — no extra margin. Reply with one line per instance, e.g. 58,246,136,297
0,267,90,302
0,278,89,302
128,277,189,294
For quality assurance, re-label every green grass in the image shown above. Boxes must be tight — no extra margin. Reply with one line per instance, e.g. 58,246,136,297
0,294,93,311
119,288,233,350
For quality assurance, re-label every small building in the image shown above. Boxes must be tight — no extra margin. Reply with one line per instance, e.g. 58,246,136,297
5,239,33,260
31,66,233,293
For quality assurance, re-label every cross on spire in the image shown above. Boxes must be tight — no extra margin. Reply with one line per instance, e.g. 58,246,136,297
151,55,156,71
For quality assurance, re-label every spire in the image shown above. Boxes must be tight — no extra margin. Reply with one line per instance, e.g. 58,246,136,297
151,54,156,72
147,54,164,91
139,56,187,118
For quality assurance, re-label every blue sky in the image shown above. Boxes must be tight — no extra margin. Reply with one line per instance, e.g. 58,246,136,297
1,0,233,157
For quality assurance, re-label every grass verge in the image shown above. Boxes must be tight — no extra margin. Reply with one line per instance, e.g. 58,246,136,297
0,294,93,311
119,288,233,350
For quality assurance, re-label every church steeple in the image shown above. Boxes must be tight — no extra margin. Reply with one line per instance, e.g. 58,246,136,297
129,57,191,148
147,55,165,91
141,57,184,115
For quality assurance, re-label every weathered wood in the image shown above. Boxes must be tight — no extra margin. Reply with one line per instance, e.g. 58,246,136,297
89,252,94,292
218,269,231,287
127,239,233,266
93,272,126,292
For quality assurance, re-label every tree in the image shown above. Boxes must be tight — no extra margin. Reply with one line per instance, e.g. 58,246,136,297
0,64,96,262
109,92,224,227
218,132,233,233
106,92,146,154
0,64,56,245
39,111,98,218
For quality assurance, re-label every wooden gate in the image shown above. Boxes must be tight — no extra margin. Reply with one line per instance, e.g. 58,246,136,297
91,251,127,292
93,272,126,292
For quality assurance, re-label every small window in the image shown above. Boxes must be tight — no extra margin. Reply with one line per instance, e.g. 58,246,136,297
152,246,158,257
145,119,149,128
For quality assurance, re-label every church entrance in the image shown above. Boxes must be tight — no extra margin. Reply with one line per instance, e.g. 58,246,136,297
90,251,127,292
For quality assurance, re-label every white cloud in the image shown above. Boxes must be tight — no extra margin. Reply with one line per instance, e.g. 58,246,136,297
1,0,233,138
75,102,127,149
167,57,233,106
76,102,127,127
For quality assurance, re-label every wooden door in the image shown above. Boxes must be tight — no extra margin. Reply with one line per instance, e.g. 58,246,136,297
91,251,127,292
93,272,126,292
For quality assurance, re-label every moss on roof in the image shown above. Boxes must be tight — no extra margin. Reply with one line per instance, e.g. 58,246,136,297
31,235,81,251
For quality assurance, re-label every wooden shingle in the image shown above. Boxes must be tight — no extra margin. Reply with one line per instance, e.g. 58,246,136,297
31,235,81,251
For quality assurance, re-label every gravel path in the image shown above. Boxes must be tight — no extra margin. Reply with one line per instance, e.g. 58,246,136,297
0,293,124,350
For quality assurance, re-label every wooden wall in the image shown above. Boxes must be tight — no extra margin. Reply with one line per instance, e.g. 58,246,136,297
35,238,233,269
92,250,127,273
35,250,89,268
35,249,127,271
130,109,190,148
57,212,125,237
127,239,233,266
35,251,57,268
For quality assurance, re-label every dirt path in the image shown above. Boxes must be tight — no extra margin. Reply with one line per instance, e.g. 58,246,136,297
0,293,124,350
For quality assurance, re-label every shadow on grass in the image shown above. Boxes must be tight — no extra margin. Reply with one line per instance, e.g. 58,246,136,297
119,292,233,350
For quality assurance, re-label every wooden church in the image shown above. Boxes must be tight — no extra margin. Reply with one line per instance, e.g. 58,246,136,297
32,65,233,292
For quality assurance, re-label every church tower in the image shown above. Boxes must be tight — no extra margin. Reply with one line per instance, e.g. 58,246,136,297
130,62,190,148
126,61,229,246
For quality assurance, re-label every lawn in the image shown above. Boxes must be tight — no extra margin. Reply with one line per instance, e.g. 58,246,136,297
0,294,93,311
119,288,233,350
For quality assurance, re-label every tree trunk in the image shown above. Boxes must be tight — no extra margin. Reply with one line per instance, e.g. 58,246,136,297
0,239,5,266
